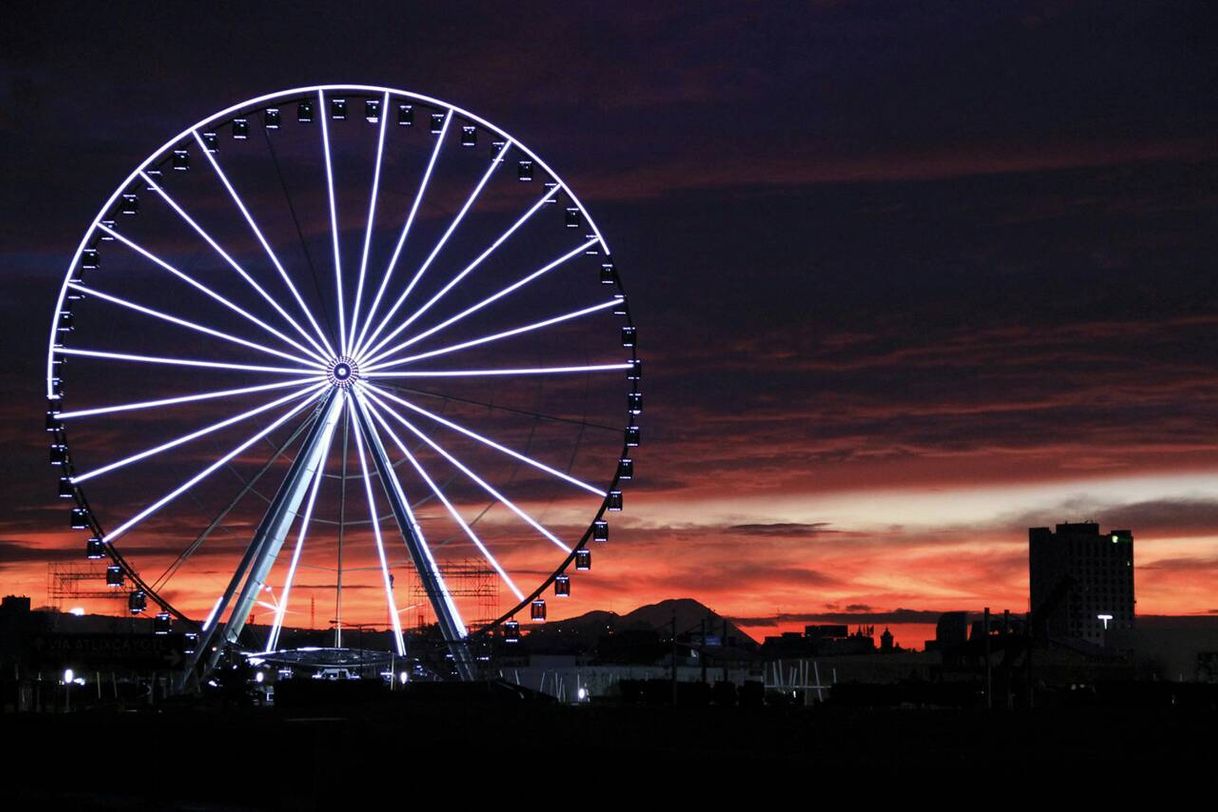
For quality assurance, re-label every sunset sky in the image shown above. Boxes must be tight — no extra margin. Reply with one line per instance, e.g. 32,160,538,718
2,2,1215,649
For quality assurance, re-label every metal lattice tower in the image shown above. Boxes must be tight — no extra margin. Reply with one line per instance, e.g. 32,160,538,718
46,562,129,611
409,559,499,631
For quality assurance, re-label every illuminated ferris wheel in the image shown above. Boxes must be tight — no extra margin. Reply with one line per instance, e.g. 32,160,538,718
45,85,639,680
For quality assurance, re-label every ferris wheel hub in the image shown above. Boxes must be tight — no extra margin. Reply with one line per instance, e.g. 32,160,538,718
326,356,360,389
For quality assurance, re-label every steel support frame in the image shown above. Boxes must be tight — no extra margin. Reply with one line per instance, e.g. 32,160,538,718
183,389,341,684
350,391,474,680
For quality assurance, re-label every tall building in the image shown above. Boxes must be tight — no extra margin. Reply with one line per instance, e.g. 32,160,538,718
1029,522,1134,645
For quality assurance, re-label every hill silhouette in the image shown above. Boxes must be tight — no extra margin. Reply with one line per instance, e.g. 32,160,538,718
525,598,757,649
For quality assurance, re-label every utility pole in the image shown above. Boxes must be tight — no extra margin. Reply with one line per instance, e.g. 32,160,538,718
700,616,708,685
983,607,992,710
671,609,678,706
1003,608,1012,710
1025,610,1035,709
722,618,730,682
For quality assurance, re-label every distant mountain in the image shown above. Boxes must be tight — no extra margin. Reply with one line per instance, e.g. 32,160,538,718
526,598,757,650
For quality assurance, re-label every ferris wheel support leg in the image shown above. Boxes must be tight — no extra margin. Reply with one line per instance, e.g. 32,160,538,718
350,394,475,681
181,390,341,686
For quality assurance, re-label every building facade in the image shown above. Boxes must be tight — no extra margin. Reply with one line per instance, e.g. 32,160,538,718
1029,522,1134,645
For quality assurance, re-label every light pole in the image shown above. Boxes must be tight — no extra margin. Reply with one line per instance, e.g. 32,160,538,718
1098,613,1113,648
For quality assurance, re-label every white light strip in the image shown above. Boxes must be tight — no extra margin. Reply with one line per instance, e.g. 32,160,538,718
201,595,224,632
317,91,347,355
140,171,331,364
73,383,326,484
366,299,620,371
68,283,318,368
363,238,597,369
365,362,633,379
363,186,558,360
349,395,407,655
363,397,525,601
266,408,340,652
348,90,390,353
193,130,336,358
97,223,329,364
105,390,324,543
357,139,512,360
366,384,603,496
362,386,571,553
56,347,319,376
58,378,323,420
352,110,452,358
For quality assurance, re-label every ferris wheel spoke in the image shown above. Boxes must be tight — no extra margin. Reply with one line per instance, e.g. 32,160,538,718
349,395,408,656
361,386,572,553
334,406,350,648
348,90,391,354
352,109,452,359
96,223,331,364
362,396,525,602
193,130,337,358
72,382,327,485
364,383,604,496
67,283,319,368
266,404,340,652
364,298,621,371
55,346,321,376
366,363,634,380
139,171,332,365
355,138,513,360
317,90,348,355
362,235,594,369
104,388,327,544
359,186,558,362
376,383,621,431
57,378,322,420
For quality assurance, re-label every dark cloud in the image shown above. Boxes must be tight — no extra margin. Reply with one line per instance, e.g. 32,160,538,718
290,582,376,591
575,137,1218,203
1140,557,1218,573
727,522,834,537
1004,498,1218,538
0,538,80,565
593,563,841,596
728,608,948,627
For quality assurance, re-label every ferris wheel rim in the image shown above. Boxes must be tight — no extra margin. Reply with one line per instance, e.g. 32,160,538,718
45,83,639,659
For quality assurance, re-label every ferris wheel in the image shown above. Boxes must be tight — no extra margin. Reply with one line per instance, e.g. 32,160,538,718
45,84,639,680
